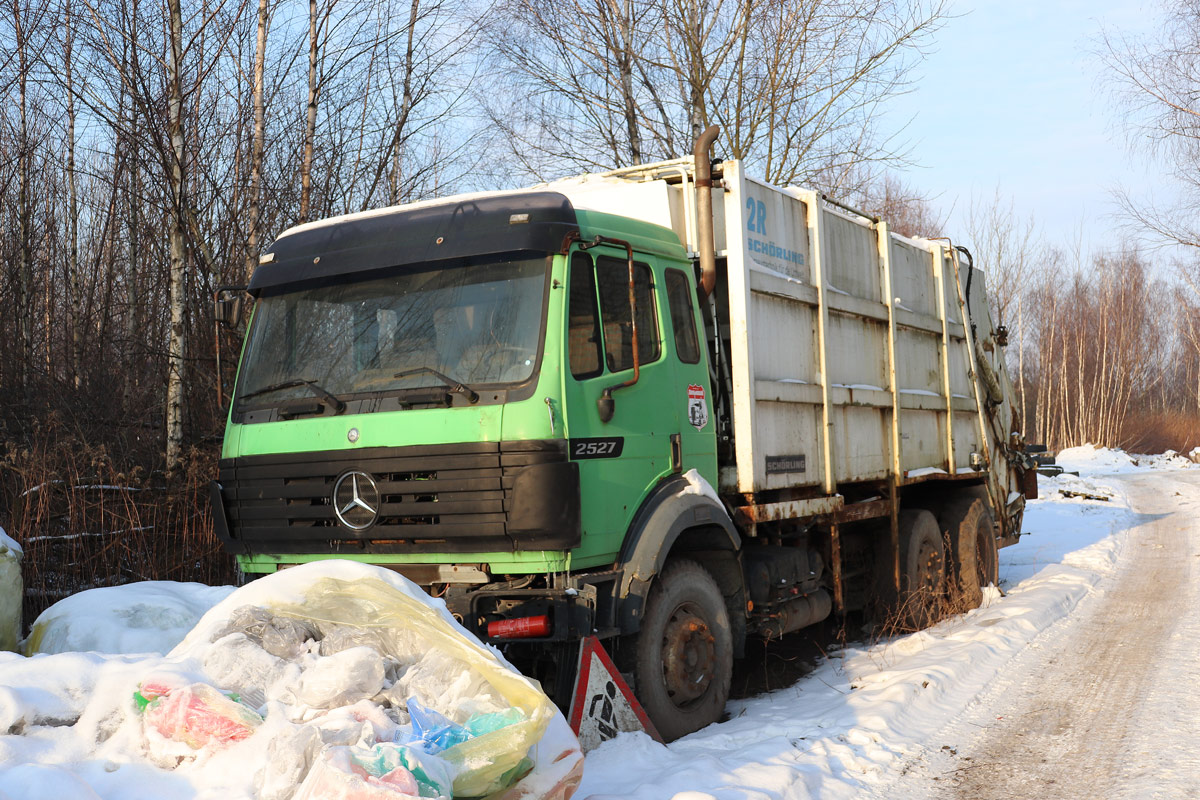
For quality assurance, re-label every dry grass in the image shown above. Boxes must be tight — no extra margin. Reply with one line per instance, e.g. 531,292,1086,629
0,417,237,630
1119,411,1200,455
870,537,983,641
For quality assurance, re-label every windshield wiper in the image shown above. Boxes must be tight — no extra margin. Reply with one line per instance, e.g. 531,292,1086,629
238,378,346,413
393,367,480,404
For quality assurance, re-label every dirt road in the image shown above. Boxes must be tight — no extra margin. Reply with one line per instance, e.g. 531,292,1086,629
885,472,1200,799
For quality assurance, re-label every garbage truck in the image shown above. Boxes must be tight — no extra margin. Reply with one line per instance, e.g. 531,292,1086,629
211,127,1036,741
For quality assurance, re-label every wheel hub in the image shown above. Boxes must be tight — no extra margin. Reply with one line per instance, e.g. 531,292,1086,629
661,605,716,705
916,538,942,592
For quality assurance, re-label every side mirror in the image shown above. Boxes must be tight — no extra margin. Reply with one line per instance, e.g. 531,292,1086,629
214,286,248,327
213,285,249,408
215,295,243,327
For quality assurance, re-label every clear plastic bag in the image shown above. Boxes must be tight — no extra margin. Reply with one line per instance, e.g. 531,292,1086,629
297,646,386,709
136,681,263,750
214,605,320,660
239,577,559,798
293,745,423,800
174,567,585,799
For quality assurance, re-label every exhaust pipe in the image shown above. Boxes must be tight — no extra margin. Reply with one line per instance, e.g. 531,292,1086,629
693,125,720,299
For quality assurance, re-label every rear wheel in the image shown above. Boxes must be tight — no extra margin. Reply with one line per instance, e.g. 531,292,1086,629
898,509,946,630
633,559,732,741
942,497,998,608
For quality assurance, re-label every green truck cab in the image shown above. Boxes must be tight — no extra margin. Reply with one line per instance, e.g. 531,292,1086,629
213,190,736,739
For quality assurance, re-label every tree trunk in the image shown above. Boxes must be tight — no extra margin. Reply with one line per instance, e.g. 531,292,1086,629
299,0,319,224
245,0,268,280
616,0,640,164
13,0,31,394
65,0,81,389
165,0,187,472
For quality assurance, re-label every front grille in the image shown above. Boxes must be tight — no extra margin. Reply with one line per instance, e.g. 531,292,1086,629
215,440,574,554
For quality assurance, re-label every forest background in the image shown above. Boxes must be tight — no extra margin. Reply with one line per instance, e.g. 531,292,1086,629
0,0,1197,619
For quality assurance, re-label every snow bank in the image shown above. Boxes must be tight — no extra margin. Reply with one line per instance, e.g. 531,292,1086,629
1056,443,1200,475
25,582,235,656
0,561,582,800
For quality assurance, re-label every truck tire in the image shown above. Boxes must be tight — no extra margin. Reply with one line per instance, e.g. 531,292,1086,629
942,497,997,609
633,559,732,742
898,509,945,630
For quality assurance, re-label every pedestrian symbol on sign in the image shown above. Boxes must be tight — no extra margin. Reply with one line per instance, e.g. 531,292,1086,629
587,681,619,741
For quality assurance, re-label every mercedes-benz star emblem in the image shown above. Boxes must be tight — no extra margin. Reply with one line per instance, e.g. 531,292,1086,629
332,470,380,530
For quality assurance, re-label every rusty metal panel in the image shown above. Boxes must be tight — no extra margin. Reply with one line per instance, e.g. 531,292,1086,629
732,494,845,527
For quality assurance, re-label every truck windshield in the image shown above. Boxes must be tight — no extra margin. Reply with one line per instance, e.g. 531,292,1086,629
234,256,548,411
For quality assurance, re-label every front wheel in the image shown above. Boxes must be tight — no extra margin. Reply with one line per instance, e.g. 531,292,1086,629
633,559,732,741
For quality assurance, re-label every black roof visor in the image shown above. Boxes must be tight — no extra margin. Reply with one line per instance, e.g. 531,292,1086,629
250,191,579,294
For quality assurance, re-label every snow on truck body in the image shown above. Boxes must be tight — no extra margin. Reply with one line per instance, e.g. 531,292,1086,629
211,140,1035,741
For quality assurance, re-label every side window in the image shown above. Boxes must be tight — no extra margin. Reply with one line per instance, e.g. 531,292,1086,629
665,269,701,364
597,255,661,372
568,252,603,379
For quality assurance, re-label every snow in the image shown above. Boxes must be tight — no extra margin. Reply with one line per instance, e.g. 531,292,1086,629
25,582,235,656
1055,443,1200,474
905,467,946,478
832,383,884,392
680,468,723,506
748,261,808,287
578,463,1144,799
0,444,1191,800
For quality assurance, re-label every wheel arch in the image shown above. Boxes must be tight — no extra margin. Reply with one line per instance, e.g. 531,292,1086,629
615,475,743,642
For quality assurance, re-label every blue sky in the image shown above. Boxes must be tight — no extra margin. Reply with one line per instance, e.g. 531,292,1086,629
893,0,1171,253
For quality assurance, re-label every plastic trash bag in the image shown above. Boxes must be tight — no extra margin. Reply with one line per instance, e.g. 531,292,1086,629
405,699,471,753
257,578,556,798
214,606,320,660
294,745,423,800
0,530,20,652
297,646,386,709
135,680,263,750
174,564,584,800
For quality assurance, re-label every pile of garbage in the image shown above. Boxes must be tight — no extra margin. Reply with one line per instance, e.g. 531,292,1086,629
105,564,580,800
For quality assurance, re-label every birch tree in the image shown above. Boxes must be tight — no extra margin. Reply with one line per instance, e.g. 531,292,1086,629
1102,1,1200,251
965,189,1040,328
243,0,268,279
488,0,946,185
75,0,243,470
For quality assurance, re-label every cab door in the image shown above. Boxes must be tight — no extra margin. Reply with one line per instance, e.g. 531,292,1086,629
562,247,679,562
661,265,717,479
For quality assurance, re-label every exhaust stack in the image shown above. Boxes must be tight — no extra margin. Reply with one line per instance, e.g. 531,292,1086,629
693,125,720,299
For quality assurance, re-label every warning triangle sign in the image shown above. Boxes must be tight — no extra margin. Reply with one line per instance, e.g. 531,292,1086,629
567,636,661,752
